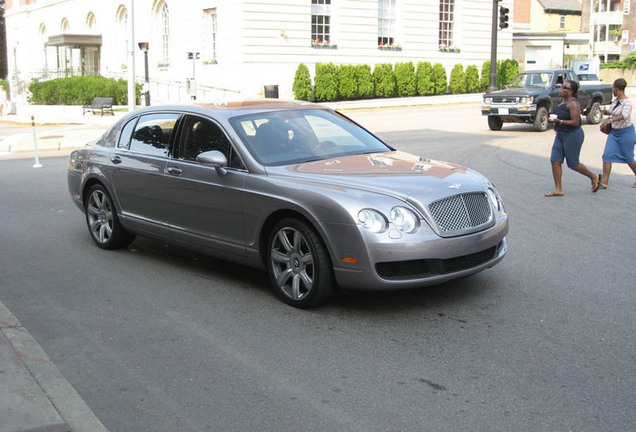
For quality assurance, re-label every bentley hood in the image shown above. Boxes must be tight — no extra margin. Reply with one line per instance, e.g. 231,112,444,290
267,151,491,211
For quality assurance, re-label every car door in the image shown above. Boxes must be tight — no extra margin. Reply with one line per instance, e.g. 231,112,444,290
158,114,248,256
109,112,181,227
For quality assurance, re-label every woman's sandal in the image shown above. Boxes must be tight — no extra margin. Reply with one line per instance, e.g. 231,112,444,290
545,191,564,197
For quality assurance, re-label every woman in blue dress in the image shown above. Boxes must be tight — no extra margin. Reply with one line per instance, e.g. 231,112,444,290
598,78,636,189
545,80,602,197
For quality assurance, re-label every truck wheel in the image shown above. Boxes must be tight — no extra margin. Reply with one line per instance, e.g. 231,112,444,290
533,107,548,132
488,116,503,131
586,102,602,124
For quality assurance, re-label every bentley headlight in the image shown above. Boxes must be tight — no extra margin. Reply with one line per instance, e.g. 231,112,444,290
487,188,505,213
390,207,420,233
358,209,388,233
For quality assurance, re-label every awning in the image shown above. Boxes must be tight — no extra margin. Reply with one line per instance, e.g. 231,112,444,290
46,34,102,47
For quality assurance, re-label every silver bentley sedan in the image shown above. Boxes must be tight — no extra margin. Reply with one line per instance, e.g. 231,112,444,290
68,101,508,308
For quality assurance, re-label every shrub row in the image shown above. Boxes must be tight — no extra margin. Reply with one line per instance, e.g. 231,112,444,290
294,59,519,101
28,75,142,105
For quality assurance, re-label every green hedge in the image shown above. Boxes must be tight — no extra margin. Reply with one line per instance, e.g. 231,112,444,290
416,62,435,96
395,62,416,97
314,62,339,101
431,63,448,95
373,63,397,98
303,61,490,102
292,63,312,101
28,76,141,105
602,51,636,68
338,64,359,100
356,65,375,99
480,60,518,90
449,64,466,94
465,65,481,93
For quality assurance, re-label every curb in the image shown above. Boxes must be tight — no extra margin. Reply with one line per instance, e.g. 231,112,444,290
0,301,110,432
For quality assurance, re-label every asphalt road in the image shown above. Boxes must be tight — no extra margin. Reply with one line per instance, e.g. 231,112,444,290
1,105,635,432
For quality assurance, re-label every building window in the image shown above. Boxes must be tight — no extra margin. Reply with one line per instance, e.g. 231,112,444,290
438,0,454,48
116,6,127,71
378,0,396,46
311,0,331,44
61,17,69,33
86,12,96,31
622,29,629,44
203,8,217,64
559,15,565,30
624,0,630,14
161,3,170,65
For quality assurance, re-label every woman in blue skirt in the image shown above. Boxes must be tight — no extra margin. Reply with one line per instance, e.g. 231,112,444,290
599,78,636,189
545,80,601,197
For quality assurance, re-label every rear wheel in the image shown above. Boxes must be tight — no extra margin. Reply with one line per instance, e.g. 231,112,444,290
266,218,335,308
533,106,548,132
487,116,503,131
85,184,135,249
586,101,602,124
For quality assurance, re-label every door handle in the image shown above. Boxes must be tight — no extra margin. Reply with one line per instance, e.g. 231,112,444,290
110,156,122,164
166,166,183,176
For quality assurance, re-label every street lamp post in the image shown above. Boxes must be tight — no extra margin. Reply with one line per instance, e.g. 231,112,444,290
138,42,150,106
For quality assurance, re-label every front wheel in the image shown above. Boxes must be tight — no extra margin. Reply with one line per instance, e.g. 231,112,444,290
488,116,503,131
84,184,135,249
533,107,548,132
586,102,602,124
266,218,335,308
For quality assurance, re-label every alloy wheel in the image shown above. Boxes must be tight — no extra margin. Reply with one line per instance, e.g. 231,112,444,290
269,227,315,301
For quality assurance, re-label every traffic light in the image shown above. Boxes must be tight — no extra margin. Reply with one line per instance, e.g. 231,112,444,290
499,6,509,30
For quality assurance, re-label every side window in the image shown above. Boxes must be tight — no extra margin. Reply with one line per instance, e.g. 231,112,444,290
130,113,179,157
179,115,244,169
118,118,138,149
567,71,577,82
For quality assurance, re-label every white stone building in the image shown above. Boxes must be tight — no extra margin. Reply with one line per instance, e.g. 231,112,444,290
5,0,513,103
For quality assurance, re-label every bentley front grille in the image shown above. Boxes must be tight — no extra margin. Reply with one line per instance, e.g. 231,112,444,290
428,192,492,234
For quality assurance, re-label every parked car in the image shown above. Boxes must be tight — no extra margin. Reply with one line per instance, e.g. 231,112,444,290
482,68,612,131
68,101,509,308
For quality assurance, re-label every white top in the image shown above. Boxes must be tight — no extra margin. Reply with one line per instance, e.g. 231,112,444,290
609,98,633,129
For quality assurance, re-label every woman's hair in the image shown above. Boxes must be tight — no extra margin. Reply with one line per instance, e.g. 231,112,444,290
566,80,579,98
613,78,627,91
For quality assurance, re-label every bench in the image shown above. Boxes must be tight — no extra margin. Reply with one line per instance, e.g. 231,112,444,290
83,97,114,116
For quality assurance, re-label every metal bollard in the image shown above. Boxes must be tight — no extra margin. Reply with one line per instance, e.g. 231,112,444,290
31,115,43,168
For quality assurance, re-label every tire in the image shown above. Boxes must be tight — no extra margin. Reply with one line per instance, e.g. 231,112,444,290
266,218,335,308
488,116,503,131
586,101,602,124
533,106,548,132
84,184,135,249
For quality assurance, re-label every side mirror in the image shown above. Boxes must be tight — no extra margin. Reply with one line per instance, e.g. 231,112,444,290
196,150,228,175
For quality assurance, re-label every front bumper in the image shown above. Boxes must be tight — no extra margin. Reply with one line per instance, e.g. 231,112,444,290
323,215,509,291
481,104,535,119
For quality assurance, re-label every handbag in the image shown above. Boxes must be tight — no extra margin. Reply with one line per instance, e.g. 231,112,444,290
600,122,612,135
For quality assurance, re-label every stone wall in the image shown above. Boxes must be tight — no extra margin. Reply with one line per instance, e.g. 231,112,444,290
599,69,636,86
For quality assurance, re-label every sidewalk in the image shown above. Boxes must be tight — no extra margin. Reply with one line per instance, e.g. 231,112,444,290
0,93,483,156
0,301,109,432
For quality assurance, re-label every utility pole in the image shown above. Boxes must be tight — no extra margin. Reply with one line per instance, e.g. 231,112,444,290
127,0,136,112
488,1,509,92
488,0,500,92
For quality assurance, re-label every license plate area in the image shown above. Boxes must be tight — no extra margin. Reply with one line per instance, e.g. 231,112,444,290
498,108,509,115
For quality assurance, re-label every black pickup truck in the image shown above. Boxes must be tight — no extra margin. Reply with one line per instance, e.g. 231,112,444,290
481,69,612,131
